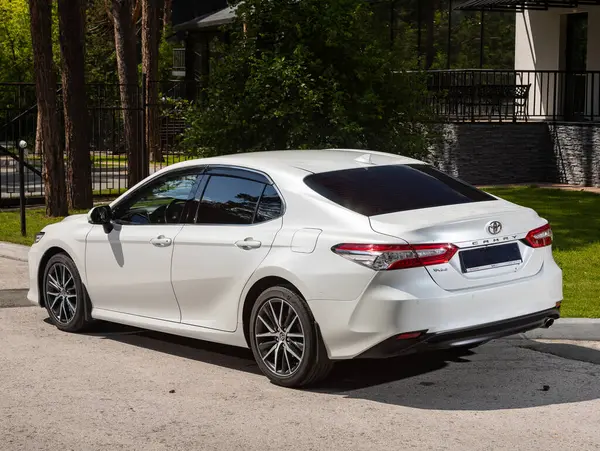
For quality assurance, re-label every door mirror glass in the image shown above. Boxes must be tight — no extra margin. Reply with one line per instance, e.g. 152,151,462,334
88,205,112,225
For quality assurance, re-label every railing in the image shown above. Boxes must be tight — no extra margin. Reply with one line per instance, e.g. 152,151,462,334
0,81,193,204
173,48,186,73
425,69,600,123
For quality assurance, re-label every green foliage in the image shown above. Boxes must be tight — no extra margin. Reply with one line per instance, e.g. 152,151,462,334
0,0,61,83
158,25,176,81
182,0,436,158
0,0,33,82
426,6,515,70
0,0,173,85
86,0,118,83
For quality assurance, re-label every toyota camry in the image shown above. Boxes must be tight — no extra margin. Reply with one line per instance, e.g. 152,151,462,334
27,149,562,387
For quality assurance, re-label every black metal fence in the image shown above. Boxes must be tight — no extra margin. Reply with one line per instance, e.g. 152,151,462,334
0,81,192,204
426,69,600,123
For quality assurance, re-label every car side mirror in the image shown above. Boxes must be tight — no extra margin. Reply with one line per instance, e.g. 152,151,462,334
88,205,114,233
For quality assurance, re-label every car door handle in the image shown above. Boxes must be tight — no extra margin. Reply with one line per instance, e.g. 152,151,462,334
235,238,262,250
150,235,172,247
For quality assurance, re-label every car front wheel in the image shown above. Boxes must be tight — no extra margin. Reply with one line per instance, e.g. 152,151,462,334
43,253,93,333
249,286,333,388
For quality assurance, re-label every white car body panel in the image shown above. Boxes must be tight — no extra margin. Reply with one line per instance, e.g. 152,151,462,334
172,218,283,331
85,223,184,322
27,149,563,361
369,201,547,291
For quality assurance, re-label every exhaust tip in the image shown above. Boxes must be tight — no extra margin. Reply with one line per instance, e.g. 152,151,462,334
542,318,555,329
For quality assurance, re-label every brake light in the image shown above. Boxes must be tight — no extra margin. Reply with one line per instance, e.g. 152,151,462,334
331,243,458,270
524,224,553,248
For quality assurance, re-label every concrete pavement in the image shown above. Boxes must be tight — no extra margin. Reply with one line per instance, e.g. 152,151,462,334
1,307,600,450
0,242,30,308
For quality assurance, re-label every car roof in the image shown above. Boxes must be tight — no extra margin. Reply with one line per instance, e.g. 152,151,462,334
171,148,425,176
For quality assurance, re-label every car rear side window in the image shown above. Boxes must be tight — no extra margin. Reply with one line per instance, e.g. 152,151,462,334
255,185,283,223
196,175,264,225
303,164,496,216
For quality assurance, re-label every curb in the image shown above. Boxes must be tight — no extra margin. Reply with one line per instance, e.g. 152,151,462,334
0,242,29,262
518,318,600,341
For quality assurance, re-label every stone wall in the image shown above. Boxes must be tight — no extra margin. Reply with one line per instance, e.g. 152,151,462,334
549,124,600,186
428,122,600,187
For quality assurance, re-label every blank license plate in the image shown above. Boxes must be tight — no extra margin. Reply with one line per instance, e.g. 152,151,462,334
459,243,522,273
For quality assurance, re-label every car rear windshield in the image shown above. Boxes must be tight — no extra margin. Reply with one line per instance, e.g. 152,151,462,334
303,164,496,216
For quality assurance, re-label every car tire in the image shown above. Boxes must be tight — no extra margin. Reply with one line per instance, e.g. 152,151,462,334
43,253,93,333
249,285,333,388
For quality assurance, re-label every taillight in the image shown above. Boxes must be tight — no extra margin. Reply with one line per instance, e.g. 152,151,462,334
524,224,553,248
331,243,458,270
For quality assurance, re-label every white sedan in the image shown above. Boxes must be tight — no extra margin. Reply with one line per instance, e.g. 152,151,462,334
27,149,562,387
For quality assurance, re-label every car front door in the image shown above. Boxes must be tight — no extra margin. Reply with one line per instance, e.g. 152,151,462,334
85,168,203,322
171,167,284,332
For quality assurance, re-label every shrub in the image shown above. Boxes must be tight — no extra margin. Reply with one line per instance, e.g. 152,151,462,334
182,0,436,159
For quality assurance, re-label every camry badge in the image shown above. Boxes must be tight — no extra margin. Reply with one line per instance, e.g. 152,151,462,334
487,221,502,235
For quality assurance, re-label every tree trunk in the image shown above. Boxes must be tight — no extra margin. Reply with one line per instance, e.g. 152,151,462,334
142,0,162,163
28,0,68,217
425,0,438,69
112,0,142,187
162,0,171,30
35,109,43,157
58,0,93,210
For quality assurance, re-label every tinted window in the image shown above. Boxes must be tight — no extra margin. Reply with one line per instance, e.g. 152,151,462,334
196,176,264,225
255,185,283,223
113,172,200,225
304,164,496,216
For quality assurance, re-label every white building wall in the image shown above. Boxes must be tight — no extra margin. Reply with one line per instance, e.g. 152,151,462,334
514,6,600,120
515,10,561,118
585,10,600,119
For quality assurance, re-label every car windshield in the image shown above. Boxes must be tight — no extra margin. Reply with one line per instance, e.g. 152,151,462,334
303,164,497,216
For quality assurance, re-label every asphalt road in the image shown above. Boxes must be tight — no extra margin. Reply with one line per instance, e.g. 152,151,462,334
2,306,600,451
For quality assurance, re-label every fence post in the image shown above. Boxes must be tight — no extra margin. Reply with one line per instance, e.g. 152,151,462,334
18,140,27,237
141,73,148,179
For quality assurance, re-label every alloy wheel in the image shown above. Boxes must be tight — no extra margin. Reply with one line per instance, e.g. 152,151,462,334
45,262,77,325
254,298,305,377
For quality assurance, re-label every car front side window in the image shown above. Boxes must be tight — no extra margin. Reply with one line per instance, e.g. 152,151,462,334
112,171,201,225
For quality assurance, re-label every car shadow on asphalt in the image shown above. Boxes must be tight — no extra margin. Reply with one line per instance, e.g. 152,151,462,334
72,319,264,375
73,320,600,411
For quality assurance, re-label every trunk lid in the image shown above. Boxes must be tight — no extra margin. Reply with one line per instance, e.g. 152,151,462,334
369,200,547,291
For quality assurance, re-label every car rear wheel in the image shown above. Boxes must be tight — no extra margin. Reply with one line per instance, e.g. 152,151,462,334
43,253,93,333
249,286,333,388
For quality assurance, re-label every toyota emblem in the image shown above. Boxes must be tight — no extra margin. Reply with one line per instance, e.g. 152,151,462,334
487,221,502,235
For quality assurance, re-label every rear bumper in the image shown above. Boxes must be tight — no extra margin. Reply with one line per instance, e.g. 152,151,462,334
357,306,561,359
308,259,562,360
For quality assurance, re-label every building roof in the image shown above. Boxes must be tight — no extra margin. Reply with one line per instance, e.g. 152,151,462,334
172,5,237,32
456,0,600,11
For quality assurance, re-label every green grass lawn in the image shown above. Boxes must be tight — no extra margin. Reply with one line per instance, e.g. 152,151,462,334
0,208,87,246
0,186,598,317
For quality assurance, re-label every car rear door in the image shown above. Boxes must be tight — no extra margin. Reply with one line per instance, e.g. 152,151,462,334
171,166,284,332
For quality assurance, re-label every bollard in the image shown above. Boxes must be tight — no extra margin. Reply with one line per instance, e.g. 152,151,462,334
18,139,27,237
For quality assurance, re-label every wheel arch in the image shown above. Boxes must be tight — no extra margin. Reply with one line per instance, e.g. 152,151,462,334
37,247,71,308
241,276,304,348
